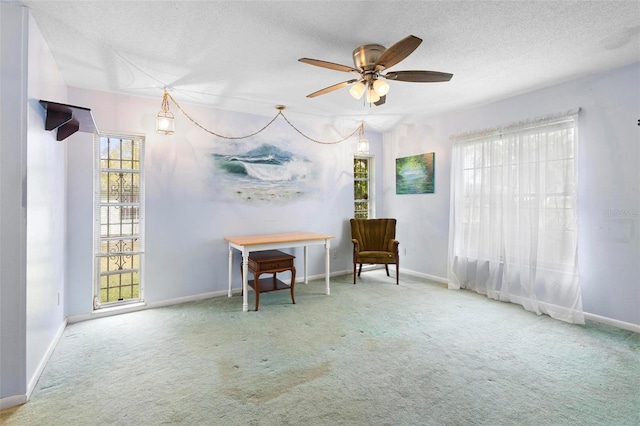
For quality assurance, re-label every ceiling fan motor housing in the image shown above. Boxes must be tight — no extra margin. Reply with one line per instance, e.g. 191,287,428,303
353,44,386,72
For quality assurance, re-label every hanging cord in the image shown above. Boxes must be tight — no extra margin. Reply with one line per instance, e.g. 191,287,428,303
278,111,360,145
160,91,171,113
166,91,279,140
165,91,361,144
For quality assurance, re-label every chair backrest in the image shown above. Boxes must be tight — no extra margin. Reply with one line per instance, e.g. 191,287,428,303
350,218,396,251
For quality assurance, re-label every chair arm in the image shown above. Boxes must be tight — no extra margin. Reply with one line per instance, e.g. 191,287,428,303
352,239,360,260
389,239,400,256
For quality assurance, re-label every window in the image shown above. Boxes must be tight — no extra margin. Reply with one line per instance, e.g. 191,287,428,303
354,156,374,218
448,112,583,323
94,134,145,309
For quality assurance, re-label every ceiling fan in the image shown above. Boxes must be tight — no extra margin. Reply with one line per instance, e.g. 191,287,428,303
299,35,452,106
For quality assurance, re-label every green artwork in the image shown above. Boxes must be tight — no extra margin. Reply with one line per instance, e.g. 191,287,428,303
396,152,435,194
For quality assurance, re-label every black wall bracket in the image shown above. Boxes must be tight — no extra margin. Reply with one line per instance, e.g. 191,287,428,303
39,100,98,141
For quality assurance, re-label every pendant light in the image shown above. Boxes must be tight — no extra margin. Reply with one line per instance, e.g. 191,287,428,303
356,123,369,155
156,90,175,135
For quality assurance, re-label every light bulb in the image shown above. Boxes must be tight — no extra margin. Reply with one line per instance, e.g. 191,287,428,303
156,91,175,135
357,137,369,154
373,79,390,96
366,89,380,104
349,81,366,99
156,112,175,135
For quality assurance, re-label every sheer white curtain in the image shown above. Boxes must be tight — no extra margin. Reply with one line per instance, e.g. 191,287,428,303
448,112,584,324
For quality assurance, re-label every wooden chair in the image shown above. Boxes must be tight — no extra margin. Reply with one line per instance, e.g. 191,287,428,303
350,218,399,285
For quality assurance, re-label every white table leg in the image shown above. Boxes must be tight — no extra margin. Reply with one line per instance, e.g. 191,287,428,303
304,246,308,284
228,245,233,297
242,250,249,312
325,239,331,295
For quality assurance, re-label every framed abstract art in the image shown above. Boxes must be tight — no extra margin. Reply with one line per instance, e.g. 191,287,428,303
395,152,435,194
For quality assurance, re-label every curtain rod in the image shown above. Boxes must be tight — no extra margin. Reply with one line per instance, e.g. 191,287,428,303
450,108,580,143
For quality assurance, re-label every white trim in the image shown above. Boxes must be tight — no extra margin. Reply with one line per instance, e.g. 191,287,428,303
401,268,448,285
93,133,145,309
0,394,27,411
584,312,640,334
26,319,67,399
68,271,638,334
415,269,639,333
354,155,375,219
70,270,354,323
68,289,231,324
293,269,351,283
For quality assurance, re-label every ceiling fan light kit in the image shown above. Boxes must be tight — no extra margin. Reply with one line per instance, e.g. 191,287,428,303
299,35,452,107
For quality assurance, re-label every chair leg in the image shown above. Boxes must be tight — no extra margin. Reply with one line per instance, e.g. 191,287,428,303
358,263,363,277
353,261,357,284
396,262,399,285
385,264,390,276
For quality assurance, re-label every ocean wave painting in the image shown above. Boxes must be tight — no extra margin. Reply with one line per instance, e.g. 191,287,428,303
212,143,316,202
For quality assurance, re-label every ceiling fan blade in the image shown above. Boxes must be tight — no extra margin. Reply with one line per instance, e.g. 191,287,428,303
374,35,422,70
299,58,359,73
384,70,453,82
374,95,386,106
306,79,358,98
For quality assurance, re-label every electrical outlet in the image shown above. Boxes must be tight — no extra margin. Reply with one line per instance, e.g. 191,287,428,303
57,292,60,306
332,249,338,260
403,247,407,256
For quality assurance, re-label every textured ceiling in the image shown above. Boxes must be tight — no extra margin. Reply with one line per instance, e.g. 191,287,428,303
20,0,640,132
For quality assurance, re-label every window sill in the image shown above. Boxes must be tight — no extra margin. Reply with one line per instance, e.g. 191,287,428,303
91,301,147,317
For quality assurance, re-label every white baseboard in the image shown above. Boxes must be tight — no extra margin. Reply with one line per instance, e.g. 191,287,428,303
26,319,67,399
0,394,27,411
401,268,448,285
67,290,231,324
68,272,357,324
400,269,639,333
294,269,352,283
584,312,640,333
69,270,639,334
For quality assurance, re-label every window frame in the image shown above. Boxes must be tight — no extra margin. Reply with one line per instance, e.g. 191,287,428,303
354,155,375,219
93,133,145,310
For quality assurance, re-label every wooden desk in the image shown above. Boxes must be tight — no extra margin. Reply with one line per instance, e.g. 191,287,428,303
225,232,334,312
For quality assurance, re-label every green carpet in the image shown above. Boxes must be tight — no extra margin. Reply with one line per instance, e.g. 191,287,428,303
2,270,639,425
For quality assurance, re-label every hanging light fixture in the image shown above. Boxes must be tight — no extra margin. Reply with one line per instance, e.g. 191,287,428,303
156,90,175,135
356,122,369,155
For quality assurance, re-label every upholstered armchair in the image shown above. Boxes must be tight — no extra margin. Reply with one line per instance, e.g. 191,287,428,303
350,218,400,285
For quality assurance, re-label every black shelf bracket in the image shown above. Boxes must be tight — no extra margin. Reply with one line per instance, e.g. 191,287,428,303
39,100,98,141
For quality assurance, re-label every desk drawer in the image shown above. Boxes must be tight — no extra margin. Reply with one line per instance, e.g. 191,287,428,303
249,258,294,272
247,250,295,273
